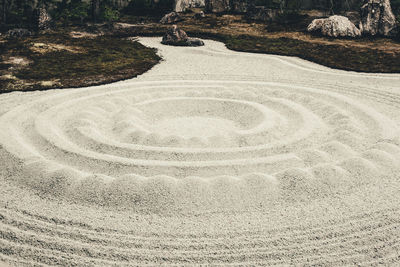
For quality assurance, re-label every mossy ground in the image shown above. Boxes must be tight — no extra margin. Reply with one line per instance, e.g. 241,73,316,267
0,33,160,93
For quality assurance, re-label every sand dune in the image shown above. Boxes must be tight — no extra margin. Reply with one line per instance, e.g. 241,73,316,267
1,37,400,265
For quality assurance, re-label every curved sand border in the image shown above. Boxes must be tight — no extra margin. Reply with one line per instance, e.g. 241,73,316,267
1,37,400,265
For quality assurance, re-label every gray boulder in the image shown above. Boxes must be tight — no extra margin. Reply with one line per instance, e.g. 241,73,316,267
174,0,205,12
162,25,188,45
307,15,361,37
359,0,397,36
187,38,205,46
161,25,204,46
160,12,183,24
6,28,32,38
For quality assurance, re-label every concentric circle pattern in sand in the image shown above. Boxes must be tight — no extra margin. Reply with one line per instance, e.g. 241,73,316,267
1,37,400,266
1,80,399,207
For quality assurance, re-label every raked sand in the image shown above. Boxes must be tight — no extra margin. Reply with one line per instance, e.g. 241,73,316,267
1,37,400,265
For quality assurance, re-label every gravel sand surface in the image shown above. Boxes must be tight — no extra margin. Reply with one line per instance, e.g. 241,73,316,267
1,37,400,266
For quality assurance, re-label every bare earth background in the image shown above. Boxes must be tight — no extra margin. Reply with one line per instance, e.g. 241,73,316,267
1,37,400,265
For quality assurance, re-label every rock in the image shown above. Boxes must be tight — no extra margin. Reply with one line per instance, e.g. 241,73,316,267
359,0,397,36
33,7,52,32
206,0,230,13
160,12,184,24
307,18,324,32
174,0,205,12
161,25,204,46
245,6,279,22
6,28,32,38
307,15,361,37
162,25,188,44
194,11,206,19
187,38,205,46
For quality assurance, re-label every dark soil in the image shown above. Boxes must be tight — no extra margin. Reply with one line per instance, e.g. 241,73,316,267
221,35,400,73
0,33,160,93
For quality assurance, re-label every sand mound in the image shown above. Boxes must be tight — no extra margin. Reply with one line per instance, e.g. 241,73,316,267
1,37,400,265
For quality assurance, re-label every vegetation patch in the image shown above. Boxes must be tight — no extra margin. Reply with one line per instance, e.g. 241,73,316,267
112,12,400,73
0,33,160,93
221,35,400,73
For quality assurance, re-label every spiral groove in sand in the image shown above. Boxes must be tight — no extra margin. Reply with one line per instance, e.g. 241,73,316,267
1,37,400,266
1,79,399,208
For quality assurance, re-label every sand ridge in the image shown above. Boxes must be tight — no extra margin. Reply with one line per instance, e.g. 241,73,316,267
1,37,400,265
